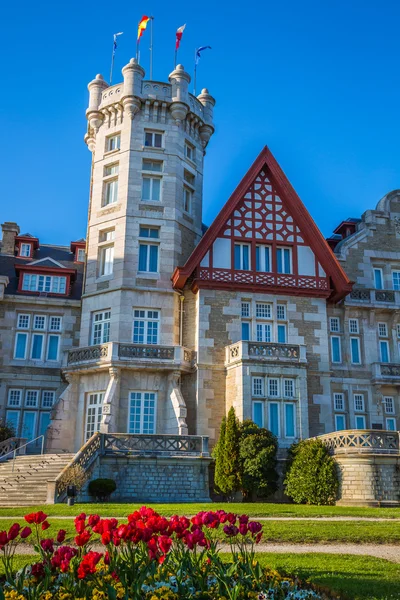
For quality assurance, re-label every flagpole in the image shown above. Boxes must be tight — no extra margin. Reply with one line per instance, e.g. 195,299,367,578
110,36,116,84
174,46,177,69
149,17,154,79
193,49,197,96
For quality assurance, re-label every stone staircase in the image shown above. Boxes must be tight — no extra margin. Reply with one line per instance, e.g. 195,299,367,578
0,453,75,506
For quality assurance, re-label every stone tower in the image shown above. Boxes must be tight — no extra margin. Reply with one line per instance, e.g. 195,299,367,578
47,59,215,452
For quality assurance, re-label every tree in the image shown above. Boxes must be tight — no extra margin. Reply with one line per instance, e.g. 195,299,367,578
239,420,279,501
0,419,15,443
223,407,241,498
284,438,339,505
213,416,226,495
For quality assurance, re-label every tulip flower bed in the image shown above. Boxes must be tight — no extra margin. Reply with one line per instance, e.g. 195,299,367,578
0,508,332,600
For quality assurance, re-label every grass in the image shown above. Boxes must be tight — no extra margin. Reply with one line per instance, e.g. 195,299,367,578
1,518,400,544
1,553,399,599
1,502,400,519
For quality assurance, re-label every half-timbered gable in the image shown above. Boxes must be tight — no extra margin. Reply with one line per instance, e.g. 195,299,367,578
173,147,351,301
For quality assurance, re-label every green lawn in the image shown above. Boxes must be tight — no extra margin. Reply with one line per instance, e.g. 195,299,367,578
1,553,399,599
0,517,399,544
1,502,400,519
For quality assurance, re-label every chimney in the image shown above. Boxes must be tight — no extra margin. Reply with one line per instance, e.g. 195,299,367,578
1,222,20,255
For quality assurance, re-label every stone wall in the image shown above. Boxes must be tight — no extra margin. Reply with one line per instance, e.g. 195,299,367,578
77,455,211,503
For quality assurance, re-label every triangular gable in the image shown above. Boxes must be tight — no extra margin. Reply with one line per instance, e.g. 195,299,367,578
29,257,66,268
172,146,352,302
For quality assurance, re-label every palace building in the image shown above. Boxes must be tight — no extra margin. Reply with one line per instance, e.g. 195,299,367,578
1,58,400,462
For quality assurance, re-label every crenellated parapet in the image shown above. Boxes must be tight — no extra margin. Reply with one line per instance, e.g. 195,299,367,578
84,59,215,152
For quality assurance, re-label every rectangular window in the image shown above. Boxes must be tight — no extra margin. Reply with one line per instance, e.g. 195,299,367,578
8,389,22,407
386,417,396,431
92,311,111,345
184,169,195,187
133,310,159,345
255,245,271,272
128,391,157,434
14,333,28,359
99,245,114,276
257,323,271,343
31,334,44,360
252,401,264,428
241,302,250,318
277,324,287,343
241,322,250,341
277,304,286,320
142,176,161,201
331,336,341,363
144,131,163,148
330,317,340,333
22,274,67,295
234,243,250,270
355,415,366,429
349,319,359,334
384,397,395,414
334,393,344,411
350,337,361,364
380,340,390,363
6,411,20,435
378,323,388,337
374,268,383,290
284,403,295,437
47,335,60,361
397,324,400,338
138,227,159,273
283,379,295,398
252,377,264,397
33,315,46,330
104,163,119,177
268,402,280,436
392,271,400,290
42,391,55,408
268,378,279,398
142,159,163,172
17,314,30,329
183,187,193,214
85,393,104,442
256,303,272,319
104,178,118,205
20,243,31,257
185,142,195,162
335,414,346,431
106,134,120,152
354,394,365,412
276,247,292,274
77,248,85,262
25,390,38,408
49,316,62,332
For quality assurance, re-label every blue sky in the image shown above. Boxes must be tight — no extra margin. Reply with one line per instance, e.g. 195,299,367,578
1,0,400,244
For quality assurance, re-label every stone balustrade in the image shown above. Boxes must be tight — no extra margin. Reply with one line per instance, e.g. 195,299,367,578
346,288,399,305
65,343,196,372
0,438,27,461
372,362,400,382
318,429,399,455
225,340,307,365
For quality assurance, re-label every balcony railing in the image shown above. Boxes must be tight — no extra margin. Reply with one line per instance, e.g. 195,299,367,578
318,430,399,455
65,343,196,371
347,288,398,305
372,362,400,381
225,340,307,365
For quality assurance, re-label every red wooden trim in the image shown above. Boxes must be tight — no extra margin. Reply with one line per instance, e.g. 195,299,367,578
15,264,76,277
191,279,332,298
172,146,352,301
17,272,72,297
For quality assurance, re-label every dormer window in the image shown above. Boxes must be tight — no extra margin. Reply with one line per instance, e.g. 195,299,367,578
77,248,85,262
20,243,32,258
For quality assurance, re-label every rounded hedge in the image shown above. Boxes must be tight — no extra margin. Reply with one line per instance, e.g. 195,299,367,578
88,478,117,501
284,439,339,505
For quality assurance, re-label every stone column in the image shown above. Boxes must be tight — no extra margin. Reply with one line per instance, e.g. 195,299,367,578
100,367,121,433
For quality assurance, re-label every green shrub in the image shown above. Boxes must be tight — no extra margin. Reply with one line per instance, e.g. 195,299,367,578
212,416,226,496
239,420,279,500
88,478,117,501
0,420,15,442
284,439,339,505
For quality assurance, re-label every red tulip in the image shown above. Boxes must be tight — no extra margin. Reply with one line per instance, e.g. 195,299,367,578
20,527,32,539
56,529,66,544
41,521,50,531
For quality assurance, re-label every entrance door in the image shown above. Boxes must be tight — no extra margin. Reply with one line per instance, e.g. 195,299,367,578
5,411,20,437
37,412,51,449
21,412,37,442
85,393,104,442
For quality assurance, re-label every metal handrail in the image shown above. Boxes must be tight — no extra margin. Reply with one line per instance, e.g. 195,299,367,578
0,435,45,472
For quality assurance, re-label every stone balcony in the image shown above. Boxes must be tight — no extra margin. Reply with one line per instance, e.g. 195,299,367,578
345,288,400,306
64,343,196,373
225,340,307,366
372,362,400,384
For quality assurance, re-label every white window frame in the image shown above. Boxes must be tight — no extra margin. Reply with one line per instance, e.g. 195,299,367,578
138,227,160,273
255,244,272,273
373,268,384,290
25,390,39,408
392,271,400,291
384,396,395,415
49,316,62,332
378,322,388,338
329,317,340,333
267,378,279,398
252,401,265,428
46,335,60,361
22,274,67,294
185,141,195,162
283,402,296,438
8,389,22,407
144,130,163,149
85,392,105,442
42,390,55,409
183,186,193,214
256,322,272,343
349,319,359,334
234,243,251,270
283,378,295,399
256,303,272,319
142,174,162,202
335,414,346,431
386,417,396,431
14,332,28,360
105,133,121,153
20,243,32,257
104,163,119,177
128,391,157,434
103,178,119,206
276,247,293,274
91,311,111,345
33,315,46,331
334,393,344,411
277,304,286,321
77,248,85,262
30,333,44,361
268,402,280,437
354,394,365,412
380,340,390,363
252,377,264,397
330,335,342,363
132,310,160,345
99,244,114,277
350,336,361,365
17,314,30,329
241,302,250,318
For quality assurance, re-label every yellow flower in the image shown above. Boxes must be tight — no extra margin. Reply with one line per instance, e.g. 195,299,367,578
4,592,25,600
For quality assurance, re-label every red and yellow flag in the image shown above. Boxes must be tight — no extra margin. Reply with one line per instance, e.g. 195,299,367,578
137,15,150,41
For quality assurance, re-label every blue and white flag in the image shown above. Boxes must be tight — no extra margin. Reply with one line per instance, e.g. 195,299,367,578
195,45,211,65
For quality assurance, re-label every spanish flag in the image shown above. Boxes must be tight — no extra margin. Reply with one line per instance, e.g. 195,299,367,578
137,15,150,41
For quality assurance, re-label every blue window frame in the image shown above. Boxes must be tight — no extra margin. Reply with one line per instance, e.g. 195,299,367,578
268,402,279,436
350,337,361,364
331,336,341,363
284,403,295,437
241,322,250,341
252,401,264,428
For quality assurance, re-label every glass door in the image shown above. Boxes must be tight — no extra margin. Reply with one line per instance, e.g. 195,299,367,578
21,412,37,442
37,412,51,448
85,393,104,442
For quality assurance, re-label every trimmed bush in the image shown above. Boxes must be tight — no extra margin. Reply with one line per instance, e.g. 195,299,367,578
284,438,339,505
239,420,279,500
88,478,117,501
